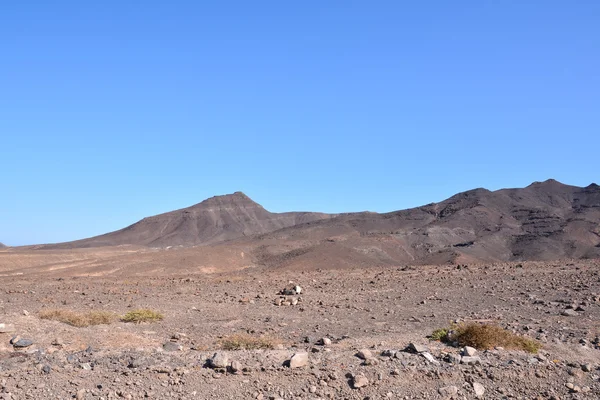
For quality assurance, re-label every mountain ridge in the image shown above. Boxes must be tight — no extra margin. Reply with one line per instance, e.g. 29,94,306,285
31,180,600,267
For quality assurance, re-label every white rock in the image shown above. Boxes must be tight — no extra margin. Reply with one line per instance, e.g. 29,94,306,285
421,352,440,365
463,346,477,356
473,382,485,397
289,352,309,368
352,374,369,388
210,352,229,369
461,356,482,365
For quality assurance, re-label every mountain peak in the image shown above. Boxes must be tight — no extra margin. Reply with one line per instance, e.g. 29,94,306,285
192,191,260,209
528,178,564,187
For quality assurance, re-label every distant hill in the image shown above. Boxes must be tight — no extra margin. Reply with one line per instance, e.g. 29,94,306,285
43,192,335,249
35,180,600,266
249,179,600,267
0,243,6,248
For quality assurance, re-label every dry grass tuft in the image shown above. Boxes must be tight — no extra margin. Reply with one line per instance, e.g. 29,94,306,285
449,323,540,353
39,309,116,327
120,309,164,324
218,333,281,350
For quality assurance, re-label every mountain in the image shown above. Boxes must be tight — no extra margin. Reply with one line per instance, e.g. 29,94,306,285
0,243,6,248
43,192,335,249
249,179,600,268
36,180,600,266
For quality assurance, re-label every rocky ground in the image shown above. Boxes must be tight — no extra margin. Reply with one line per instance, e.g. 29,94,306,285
1,259,600,399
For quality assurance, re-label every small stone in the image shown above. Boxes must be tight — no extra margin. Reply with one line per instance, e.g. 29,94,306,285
473,382,485,398
421,352,440,365
352,374,369,389
76,389,86,400
463,346,477,356
12,339,33,348
562,309,579,317
582,363,593,372
209,352,229,369
438,386,458,396
289,352,309,368
356,349,373,359
163,342,182,352
230,360,242,373
309,386,317,393
461,356,482,365
407,343,428,353
362,357,378,365
318,337,332,346
446,353,462,364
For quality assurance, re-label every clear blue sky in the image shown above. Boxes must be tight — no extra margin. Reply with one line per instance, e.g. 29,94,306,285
1,1,599,246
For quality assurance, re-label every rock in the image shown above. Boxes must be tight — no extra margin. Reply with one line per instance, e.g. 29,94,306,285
76,389,86,400
461,356,482,365
445,353,462,364
582,363,593,372
0,324,15,333
318,337,332,346
421,352,440,365
352,374,369,389
463,346,477,356
473,382,485,397
289,352,309,368
362,357,378,366
438,386,458,396
294,285,302,294
381,349,397,357
163,342,182,352
407,343,428,353
209,352,229,369
12,339,33,348
230,360,242,373
356,349,373,360
562,309,579,317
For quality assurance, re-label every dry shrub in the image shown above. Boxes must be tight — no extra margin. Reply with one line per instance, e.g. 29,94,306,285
218,333,280,350
120,309,164,323
39,309,116,327
450,323,540,353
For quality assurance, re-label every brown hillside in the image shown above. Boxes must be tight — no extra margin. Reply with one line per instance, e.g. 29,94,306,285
42,192,335,249
248,179,600,268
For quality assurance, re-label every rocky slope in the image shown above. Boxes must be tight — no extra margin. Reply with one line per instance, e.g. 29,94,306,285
43,192,335,249
250,179,600,267
30,180,600,266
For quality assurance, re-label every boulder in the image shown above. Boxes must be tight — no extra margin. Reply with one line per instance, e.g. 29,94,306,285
289,352,309,368
352,374,369,388
209,352,229,369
